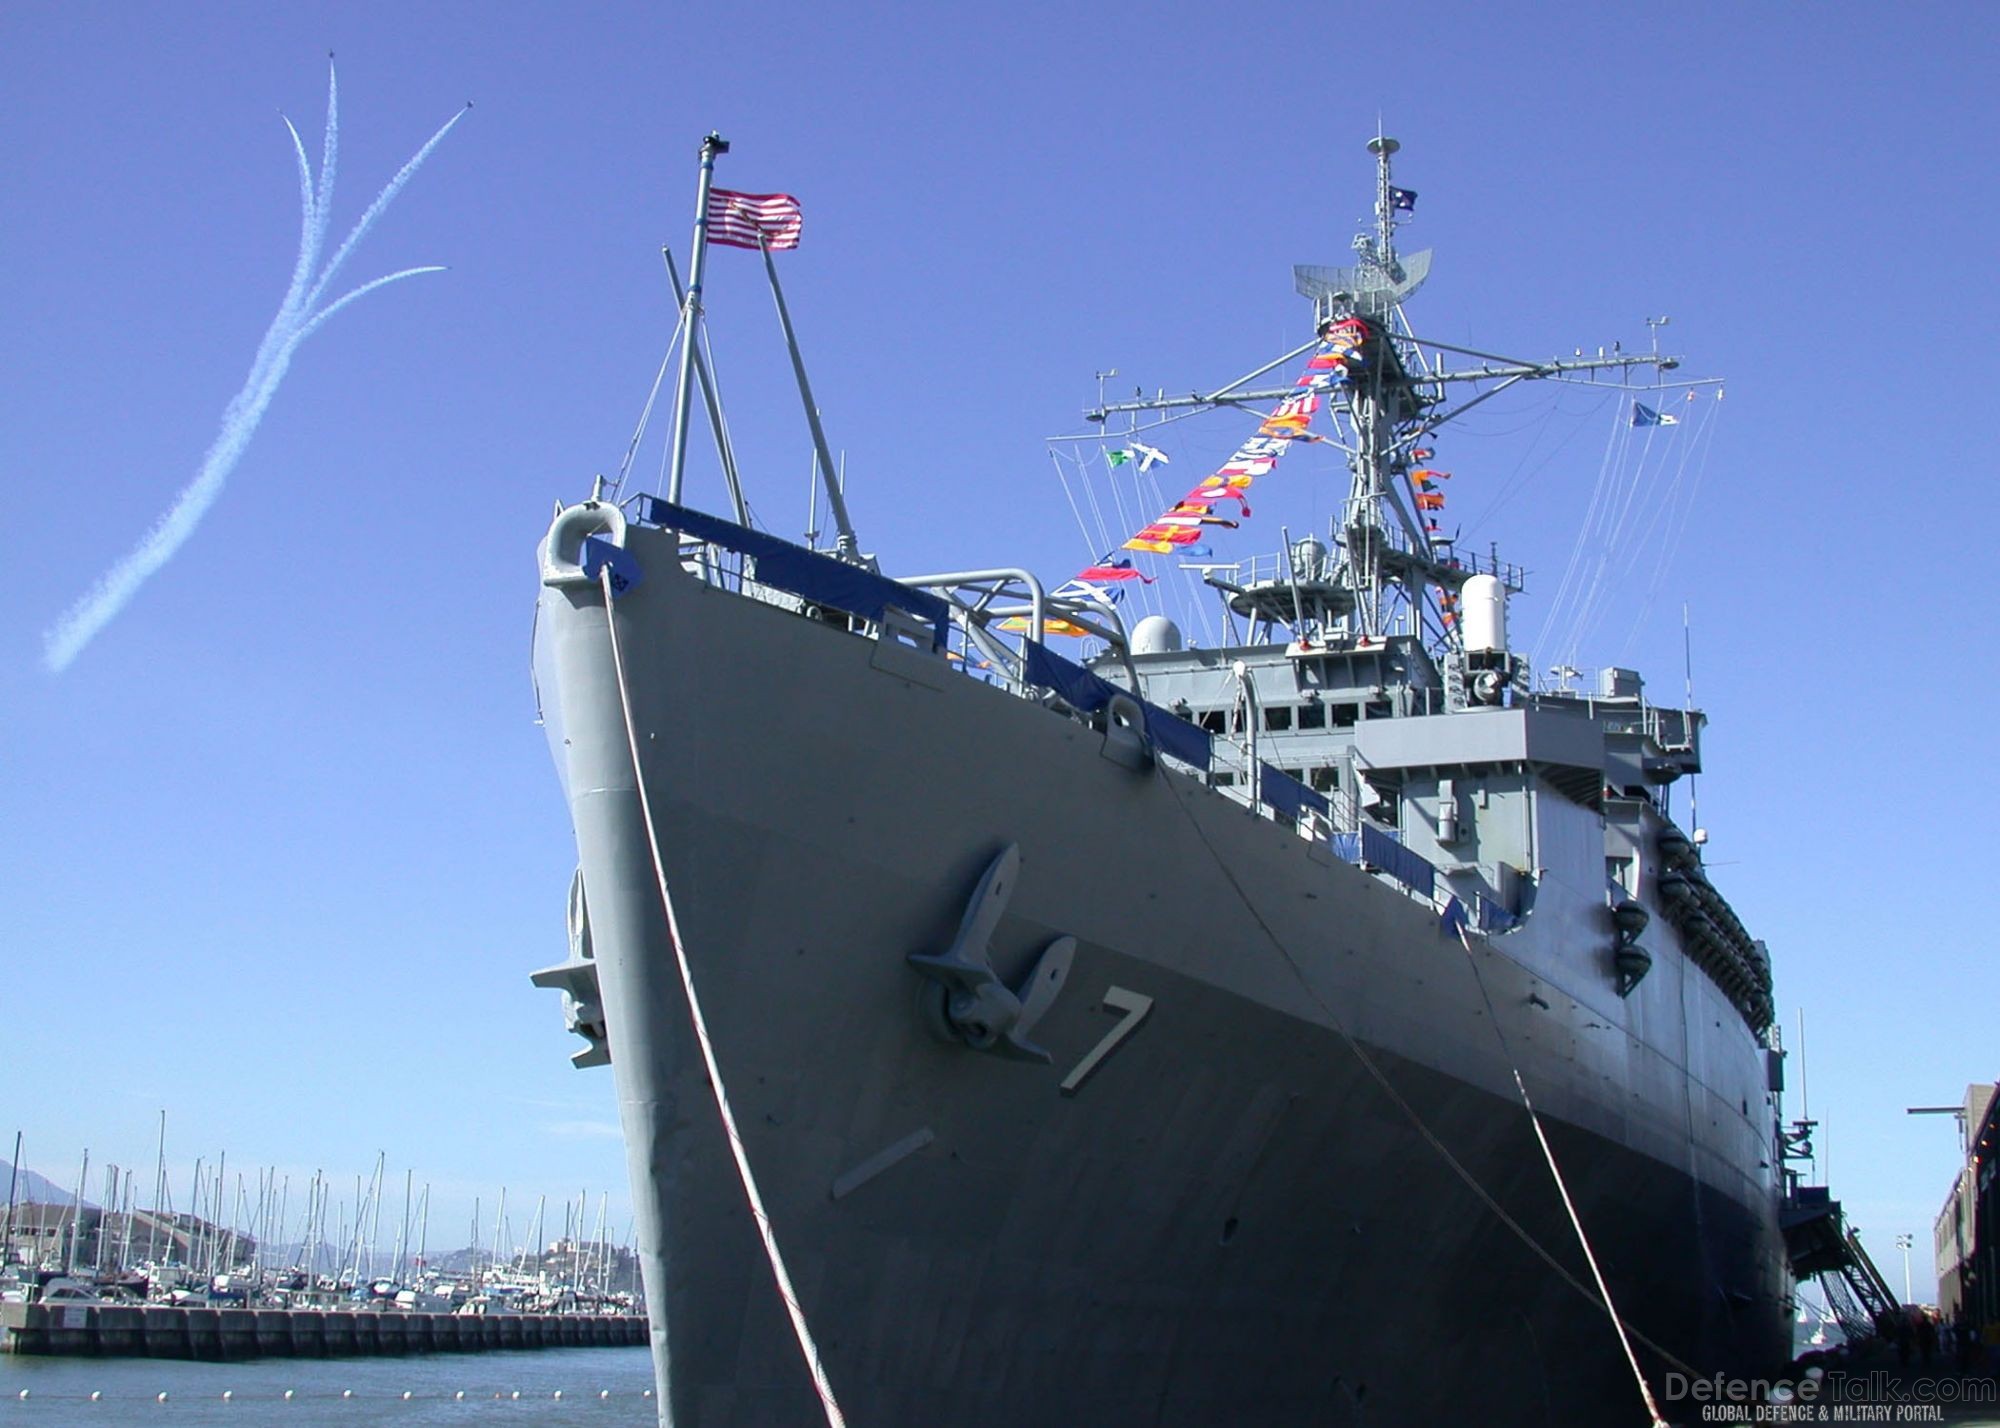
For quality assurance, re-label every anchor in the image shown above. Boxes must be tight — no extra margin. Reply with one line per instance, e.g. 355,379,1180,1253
908,843,1074,1064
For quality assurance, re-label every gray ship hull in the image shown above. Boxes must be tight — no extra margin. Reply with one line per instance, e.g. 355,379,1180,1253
535,521,1791,1425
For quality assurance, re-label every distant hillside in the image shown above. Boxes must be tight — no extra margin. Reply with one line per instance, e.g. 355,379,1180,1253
0,1160,87,1209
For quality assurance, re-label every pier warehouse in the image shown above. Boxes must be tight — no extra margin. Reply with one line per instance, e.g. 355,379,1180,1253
1934,1083,1998,1331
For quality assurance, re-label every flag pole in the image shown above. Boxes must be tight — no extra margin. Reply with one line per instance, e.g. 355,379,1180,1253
760,235,859,558
666,132,728,507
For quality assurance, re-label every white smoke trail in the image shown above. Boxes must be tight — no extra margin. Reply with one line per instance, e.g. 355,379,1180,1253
42,65,466,672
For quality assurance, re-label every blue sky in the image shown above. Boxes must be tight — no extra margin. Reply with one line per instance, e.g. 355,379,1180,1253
4,1,1994,1291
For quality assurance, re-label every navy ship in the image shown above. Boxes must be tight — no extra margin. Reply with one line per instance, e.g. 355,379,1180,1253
530,136,1791,1425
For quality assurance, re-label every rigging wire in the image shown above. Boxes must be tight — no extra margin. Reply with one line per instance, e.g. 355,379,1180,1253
1559,388,1726,670
1045,394,1284,444
697,314,752,526
1067,445,1118,561
1529,395,1630,674
1049,448,1099,562
1087,443,1164,624
1619,403,1709,592
1615,394,1724,659
1099,448,1140,561
1461,389,1619,542
610,303,690,502
1558,406,1666,668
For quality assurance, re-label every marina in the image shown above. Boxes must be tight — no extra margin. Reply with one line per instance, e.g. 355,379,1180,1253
0,1137,647,1366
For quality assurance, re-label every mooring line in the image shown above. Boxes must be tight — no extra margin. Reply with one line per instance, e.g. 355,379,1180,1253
1160,772,1695,1388
1454,923,1669,1428
600,569,850,1428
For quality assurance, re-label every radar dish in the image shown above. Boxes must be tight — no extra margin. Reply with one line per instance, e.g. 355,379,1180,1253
1294,249,1431,318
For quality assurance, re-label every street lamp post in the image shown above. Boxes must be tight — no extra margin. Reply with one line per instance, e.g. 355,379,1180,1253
1896,1233,1915,1304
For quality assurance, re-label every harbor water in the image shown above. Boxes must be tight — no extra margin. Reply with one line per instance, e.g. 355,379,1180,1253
0,1346,656,1426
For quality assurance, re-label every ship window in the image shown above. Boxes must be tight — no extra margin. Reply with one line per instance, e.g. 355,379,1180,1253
1330,703,1358,728
1364,699,1393,720
1214,771,1237,787
1265,706,1293,732
1199,710,1226,733
1309,766,1339,794
1298,702,1326,730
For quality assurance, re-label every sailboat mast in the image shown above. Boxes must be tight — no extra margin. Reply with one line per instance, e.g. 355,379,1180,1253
367,1153,385,1283
395,1168,413,1285
3,1131,20,1273
66,1149,88,1275
147,1110,165,1267
212,1153,226,1276
119,1169,136,1274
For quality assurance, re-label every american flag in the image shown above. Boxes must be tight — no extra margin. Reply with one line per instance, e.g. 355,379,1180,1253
705,188,803,250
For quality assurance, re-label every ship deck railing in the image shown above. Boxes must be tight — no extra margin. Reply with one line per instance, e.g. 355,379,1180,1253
1230,543,1526,594
1531,674,1701,752
625,498,1519,936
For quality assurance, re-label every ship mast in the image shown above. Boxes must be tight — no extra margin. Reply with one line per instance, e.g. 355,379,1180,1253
1336,133,1421,641
1087,136,1683,657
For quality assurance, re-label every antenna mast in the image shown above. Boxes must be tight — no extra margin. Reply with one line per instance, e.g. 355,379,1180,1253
1086,136,1681,672
1369,133,1401,268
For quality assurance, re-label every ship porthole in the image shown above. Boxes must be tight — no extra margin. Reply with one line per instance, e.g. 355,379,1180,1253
1220,1217,1240,1245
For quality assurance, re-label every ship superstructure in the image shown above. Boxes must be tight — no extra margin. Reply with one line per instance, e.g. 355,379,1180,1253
531,137,1791,1427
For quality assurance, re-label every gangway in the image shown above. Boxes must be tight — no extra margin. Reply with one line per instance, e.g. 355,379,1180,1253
1782,1185,1901,1342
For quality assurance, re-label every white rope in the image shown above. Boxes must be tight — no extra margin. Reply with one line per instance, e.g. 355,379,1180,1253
1158,773,1698,1383
599,570,850,1428
1453,923,1669,1427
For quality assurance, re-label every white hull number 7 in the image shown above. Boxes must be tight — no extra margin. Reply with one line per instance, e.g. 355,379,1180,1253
1059,986,1154,1097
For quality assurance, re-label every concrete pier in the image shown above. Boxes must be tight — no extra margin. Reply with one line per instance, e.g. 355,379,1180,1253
0,1302,647,1360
